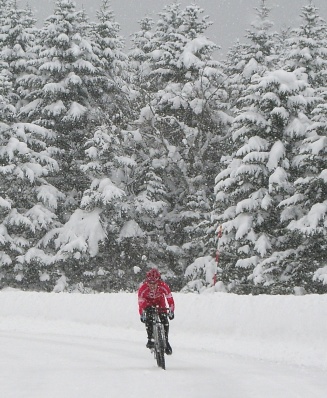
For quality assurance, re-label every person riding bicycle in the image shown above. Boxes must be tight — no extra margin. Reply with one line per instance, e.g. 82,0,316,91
138,268,175,355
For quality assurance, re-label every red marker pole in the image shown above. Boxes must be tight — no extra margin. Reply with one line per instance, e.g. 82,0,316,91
213,225,223,286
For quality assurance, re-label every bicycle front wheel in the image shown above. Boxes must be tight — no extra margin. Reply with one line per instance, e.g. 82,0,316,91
154,324,166,370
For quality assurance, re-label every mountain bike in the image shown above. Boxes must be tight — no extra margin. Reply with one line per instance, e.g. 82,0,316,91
149,306,168,370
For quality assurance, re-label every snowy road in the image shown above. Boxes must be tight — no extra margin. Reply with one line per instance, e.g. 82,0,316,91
0,322,326,398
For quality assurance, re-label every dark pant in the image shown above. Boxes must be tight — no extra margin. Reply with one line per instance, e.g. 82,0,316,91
144,307,169,341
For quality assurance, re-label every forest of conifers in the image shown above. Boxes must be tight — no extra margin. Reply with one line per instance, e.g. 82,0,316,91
0,0,326,294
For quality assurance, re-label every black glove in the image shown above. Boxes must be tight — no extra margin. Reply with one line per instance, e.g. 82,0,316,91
168,310,174,320
140,311,146,323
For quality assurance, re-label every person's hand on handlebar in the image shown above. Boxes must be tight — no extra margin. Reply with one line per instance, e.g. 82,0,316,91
140,311,146,323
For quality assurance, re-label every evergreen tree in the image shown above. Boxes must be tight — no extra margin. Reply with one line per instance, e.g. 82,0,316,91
130,3,229,279
18,0,105,215
14,0,118,289
38,1,138,291
129,16,155,116
0,64,60,289
278,94,327,292
78,123,130,290
0,0,37,107
214,68,318,294
90,0,130,126
71,118,170,291
187,0,279,290
283,2,327,90
225,0,279,110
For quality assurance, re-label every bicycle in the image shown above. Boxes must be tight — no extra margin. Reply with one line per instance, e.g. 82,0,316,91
149,306,168,370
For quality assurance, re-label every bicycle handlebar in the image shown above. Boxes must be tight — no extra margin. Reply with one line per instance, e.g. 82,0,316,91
148,306,170,313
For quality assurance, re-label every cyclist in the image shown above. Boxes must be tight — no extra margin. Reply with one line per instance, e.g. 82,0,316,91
138,268,175,355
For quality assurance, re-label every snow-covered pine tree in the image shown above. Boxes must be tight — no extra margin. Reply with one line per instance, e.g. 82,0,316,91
184,0,279,291
0,64,61,289
129,16,155,116
129,15,171,277
0,0,38,107
225,0,279,111
128,16,171,277
12,0,123,290
267,2,327,293
130,3,229,281
73,118,170,291
38,1,140,292
129,17,155,73
43,122,131,292
18,0,107,218
123,131,170,285
283,2,327,91
90,0,130,126
278,94,327,293
214,67,318,294
0,61,15,284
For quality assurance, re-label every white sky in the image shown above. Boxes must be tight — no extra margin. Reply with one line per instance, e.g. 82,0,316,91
0,290,326,397
23,0,327,56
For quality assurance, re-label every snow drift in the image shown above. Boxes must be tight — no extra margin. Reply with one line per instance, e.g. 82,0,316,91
0,290,326,370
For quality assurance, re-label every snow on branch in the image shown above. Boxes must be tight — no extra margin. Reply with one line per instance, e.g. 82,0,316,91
6,209,34,232
302,135,327,155
320,170,327,183
0,197,11,210
268,167,288,191
236,136,269,156
25,205,57,230
73,59,96,73
44,100,67,117
184,255,218,285
233,213,253,240
19,99,42,116
243,58,258,79
36,184,65,209
0,225,12,246
258,69,307,94
285,114,310,138
235,256,258,269
287,201,327,235
118,220,144,241
42,208,106,259
63,102,87,121
234,111,268,128
266,140,286,170
17,248,54,266
21,162,47,183
5,137,29,159
254,234,272,257
236,198,259,214
279,193,306,208
88,177,125,205
135,192,166,215
179,36,215,69
39,60,64,72
313,266,327,285
0,251,12,265
43,82,67,94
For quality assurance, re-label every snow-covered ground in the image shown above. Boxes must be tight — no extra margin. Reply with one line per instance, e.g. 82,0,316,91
0,290,326,397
